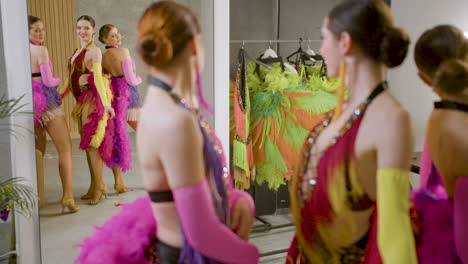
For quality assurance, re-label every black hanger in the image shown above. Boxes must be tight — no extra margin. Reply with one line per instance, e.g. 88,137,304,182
286,38,318,68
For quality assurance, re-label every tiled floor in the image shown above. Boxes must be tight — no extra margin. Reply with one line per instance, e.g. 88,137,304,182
39,133,293,264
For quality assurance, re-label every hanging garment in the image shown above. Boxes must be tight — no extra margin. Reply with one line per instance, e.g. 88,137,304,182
246,62,338,190
231,49,255,190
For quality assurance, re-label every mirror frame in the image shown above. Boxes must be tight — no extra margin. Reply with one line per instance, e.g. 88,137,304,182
0,0,41,263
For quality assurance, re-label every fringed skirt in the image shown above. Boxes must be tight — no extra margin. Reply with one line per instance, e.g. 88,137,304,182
99,76,132,172
127,84,141,122
72,73,111,151
32,79,64,126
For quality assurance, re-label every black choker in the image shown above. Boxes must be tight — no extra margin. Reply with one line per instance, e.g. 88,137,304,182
105,46,119,49
434,100,468,113
147,76,172,92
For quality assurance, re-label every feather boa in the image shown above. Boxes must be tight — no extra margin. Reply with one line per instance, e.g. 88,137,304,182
99,77,132,172
75,197,156,264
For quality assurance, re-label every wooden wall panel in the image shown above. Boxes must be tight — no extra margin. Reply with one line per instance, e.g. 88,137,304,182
28,0,80,138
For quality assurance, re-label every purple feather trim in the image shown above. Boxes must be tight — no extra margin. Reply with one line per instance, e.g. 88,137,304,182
99,77,132,172
42,82,62,108
128,85,141,109
32,79,48,125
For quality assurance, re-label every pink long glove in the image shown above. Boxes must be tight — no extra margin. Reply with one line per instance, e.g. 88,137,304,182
173,180,259,264
122,59,142,86
419,143,432,189
454,175,468,262
39,61,61,88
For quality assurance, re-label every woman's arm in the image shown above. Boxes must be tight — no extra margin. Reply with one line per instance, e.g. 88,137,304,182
89,47,111,108
121,48,142,86
375,109,418,264
160,112,259,264
38,47,61,87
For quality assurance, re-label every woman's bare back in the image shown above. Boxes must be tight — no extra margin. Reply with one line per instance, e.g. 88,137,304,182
102,48,130,77
427,109,468,197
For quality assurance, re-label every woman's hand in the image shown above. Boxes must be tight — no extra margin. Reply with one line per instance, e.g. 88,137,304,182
230,197,255,240
104,106,115,119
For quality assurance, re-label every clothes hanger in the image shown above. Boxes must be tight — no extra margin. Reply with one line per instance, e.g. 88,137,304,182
239,41,270,68
286,38,316,67
261,40,279,59
305,39,317,58
256,41,285,72
258,40,297,74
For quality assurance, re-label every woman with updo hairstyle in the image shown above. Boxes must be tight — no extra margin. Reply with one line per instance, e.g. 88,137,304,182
287,0,418,263
60,15,115,206
95,23,142,194
411,24,468,263
76,2,259,264
28,15,78,213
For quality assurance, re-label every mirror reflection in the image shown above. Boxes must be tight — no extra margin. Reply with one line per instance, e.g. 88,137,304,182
27,0,211,262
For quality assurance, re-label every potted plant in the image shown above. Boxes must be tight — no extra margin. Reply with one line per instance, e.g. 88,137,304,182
0,94,37,264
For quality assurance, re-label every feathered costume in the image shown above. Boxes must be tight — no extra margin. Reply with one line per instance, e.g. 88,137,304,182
287,82,418,264
231,61,339,190
230,49,255,190
410,144,464,263
99,76,132,172
32,59,64,126
61,46,131,171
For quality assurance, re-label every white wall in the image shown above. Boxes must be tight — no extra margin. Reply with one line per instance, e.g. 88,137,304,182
390,0,468,151
0,0,41,263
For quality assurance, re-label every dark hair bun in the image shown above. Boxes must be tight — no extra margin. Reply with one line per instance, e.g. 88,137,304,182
379,26,410,68
433,58,468,94
137,31,173,68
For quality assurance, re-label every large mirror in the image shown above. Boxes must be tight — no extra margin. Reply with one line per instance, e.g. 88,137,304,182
25,0,215,262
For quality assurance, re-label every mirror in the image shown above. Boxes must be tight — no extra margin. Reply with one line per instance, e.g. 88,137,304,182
26,0,215,262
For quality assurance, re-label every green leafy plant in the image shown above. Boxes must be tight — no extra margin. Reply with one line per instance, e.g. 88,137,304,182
0,94,37,263
0,94,36,139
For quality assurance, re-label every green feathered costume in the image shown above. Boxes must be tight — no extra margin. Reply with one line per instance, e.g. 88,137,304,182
246,62,340,190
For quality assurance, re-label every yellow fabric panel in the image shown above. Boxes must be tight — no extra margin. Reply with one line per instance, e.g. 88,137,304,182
92,63,111,107
377,168,417,264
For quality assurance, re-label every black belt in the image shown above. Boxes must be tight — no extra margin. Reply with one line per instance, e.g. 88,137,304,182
151,240,181,264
